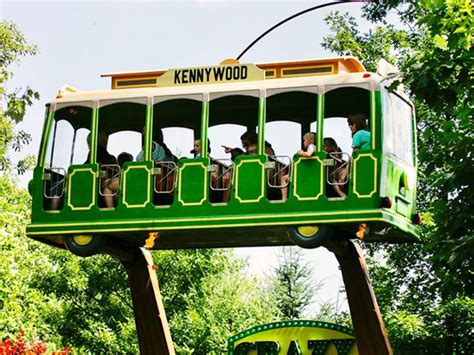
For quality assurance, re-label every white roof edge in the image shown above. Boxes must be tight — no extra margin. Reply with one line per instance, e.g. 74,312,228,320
51,72,384,105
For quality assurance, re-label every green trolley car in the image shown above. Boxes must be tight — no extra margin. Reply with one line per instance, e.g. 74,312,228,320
27,57,421,256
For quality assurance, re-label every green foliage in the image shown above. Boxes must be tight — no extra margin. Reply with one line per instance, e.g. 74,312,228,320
0,176,64,347
0,20,39,174
269,247,318,319
30,251,137,353
0,21,280,353
156,249,279,353
322,1,473,352
322,11,412,72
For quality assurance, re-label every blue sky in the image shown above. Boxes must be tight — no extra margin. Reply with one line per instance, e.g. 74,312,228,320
3,0,374,316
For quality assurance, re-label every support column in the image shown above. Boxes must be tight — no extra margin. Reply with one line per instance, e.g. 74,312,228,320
111,247,175,355
325,240,392,355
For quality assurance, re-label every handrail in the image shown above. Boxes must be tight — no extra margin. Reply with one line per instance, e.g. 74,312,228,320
154,161,177,194
268,155,291,189
327,152,350,186
43,167,66,199
210,159,233,191
99,164,121,197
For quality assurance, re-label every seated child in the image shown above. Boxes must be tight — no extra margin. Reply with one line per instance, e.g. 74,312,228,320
281,132,316,200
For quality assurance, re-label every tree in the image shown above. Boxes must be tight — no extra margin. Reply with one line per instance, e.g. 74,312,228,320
321,1,473,351
1,20,279,353
1,20,38,174
269,247,318,319
163,250,279,353
0,20,55,347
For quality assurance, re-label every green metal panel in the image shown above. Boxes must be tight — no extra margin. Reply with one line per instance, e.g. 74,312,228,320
233,155,265,203
292,153,325,201
352,152,378,198
122,162,152,208
27,88,421,248
38,107,54,167
384,156,415,216
178,158,208,206
67,165,97,211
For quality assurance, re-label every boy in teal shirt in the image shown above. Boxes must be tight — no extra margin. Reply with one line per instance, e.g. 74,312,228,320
348,113,371,150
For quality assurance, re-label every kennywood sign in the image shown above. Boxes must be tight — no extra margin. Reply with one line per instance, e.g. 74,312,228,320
157,64,265,87
228,321,358,355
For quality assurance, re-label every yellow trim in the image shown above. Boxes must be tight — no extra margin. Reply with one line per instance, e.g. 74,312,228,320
90,108,98,164
292,156,324,201
371,91,376,149
114,76,159,89
317,94,323,151
281,64,335,78
234,159,265,203
200,101,208,158
39,110,55,167
28,213,414,236
67,168,96,210
178,161,208,206
352,153,378,198
265,69,276,78
258,97,265,155
122,165,151,208
28,208,411,229
145,104,153,161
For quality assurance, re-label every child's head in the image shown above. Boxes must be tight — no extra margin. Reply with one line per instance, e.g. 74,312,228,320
117,152,133,167
303,132,315,149
240,131,258,150
191,138,211,157
323,137,340,153
348,113,368,135
192,139,201,156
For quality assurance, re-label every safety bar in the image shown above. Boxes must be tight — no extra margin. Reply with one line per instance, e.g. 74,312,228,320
267,155,291,189
153,161,177,194
99,164,121,197
210,159,233,191
326,152,350,186
43,167,66,199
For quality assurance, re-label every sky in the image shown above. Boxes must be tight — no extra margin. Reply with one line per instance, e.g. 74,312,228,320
2,0,373,316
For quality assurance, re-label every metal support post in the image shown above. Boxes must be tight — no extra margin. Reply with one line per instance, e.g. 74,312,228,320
108,246,175,355
325,240,392,355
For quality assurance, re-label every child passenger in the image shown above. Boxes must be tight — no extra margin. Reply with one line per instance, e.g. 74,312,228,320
190,138,211,158
281,132,316,201
102,151,133,208
348,113,371,151
324,137,347,198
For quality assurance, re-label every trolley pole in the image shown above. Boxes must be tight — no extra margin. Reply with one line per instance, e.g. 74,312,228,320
325,240,393,355
108,246,175,355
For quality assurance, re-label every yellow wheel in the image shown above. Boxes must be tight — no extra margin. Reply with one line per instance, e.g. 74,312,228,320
72,235,93,246
65,235,106,257
297,226,320,237
288,225,333,248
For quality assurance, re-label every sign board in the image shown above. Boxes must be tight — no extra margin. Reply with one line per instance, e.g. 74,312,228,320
228,320,358,355
156,64,265,87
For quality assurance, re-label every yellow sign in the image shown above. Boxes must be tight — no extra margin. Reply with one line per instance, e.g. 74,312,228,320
228,321,358,355
157,64,265,87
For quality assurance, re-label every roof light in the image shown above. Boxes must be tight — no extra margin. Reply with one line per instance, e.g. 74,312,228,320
363,73,371,78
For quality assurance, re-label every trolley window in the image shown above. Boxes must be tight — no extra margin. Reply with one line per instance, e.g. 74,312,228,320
383,91,414,165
